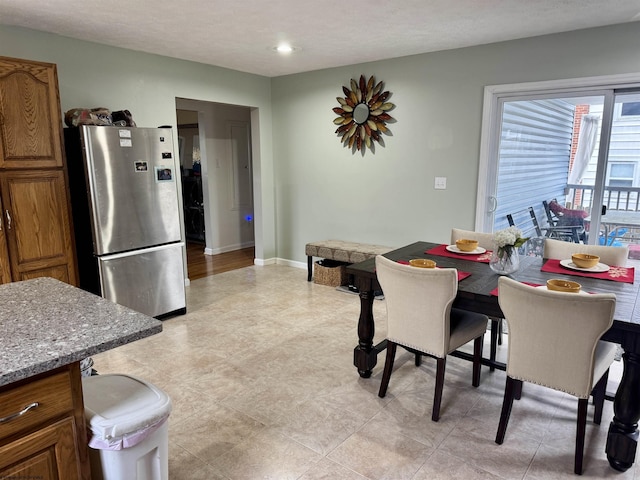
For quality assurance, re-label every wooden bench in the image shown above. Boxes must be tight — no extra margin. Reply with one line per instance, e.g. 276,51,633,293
305,240,394,281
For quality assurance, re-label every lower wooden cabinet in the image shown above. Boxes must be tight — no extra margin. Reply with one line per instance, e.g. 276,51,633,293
0,364,91,480
0,417,79,479
0,169,77,285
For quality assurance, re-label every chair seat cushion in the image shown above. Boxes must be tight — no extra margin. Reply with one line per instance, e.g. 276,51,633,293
448,308,488,353
592,341,617,394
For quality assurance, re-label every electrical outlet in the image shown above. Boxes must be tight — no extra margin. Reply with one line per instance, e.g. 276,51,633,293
434,177,447,190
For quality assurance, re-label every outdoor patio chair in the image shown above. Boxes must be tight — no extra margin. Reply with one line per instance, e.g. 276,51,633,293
543,200,587,242
507,206,582,245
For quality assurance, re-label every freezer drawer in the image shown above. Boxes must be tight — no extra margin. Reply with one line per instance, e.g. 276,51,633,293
98,243,186,318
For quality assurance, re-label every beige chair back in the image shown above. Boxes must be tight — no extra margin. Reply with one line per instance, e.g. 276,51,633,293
498,277,616,398
375,255,456,358
450,228,494,251
543,237,628,266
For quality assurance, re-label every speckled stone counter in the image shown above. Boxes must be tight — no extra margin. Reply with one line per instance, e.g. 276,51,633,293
0,277,162,387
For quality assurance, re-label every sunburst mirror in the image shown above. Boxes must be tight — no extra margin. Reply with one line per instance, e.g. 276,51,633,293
333,75,395,154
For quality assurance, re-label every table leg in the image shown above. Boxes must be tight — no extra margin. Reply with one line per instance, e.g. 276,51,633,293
353,283,378,378
606,349,640,471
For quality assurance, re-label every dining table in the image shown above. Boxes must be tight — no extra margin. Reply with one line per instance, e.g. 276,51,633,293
585,210,640,245
346,240,640,472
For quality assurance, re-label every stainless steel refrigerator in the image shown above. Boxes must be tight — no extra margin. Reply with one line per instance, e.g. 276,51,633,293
65,125,186,318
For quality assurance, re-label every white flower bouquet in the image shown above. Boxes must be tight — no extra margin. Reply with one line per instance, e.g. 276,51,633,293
493,227,529,259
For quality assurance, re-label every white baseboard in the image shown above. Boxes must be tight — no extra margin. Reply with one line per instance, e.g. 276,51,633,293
254,257,276,266
204,241,255,256
276,258,306,270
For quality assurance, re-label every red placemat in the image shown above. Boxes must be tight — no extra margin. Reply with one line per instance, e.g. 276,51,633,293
396,260,471,281
541,259,634,284
425,244,492,263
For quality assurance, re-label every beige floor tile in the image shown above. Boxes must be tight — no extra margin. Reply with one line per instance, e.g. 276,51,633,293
88,264,639,480
298,457,369,479
413,451,504,479
211,428,322,479
169,443,229,480
327,420,433,479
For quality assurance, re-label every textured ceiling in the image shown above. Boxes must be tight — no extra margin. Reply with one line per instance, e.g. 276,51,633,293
1,0,639,77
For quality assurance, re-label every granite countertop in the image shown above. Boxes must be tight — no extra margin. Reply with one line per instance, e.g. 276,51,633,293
0,277,163,387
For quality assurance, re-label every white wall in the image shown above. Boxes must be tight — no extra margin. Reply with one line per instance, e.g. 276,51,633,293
271,22,640,263
0,25,275,262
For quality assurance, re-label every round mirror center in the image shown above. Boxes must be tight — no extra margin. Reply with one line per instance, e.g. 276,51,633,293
353,103,370,125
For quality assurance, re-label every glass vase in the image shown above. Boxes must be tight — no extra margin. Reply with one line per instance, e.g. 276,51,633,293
489,246,520,275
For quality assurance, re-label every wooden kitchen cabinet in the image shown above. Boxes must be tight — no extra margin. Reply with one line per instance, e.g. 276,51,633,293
0,364,91,480
0,56,77,285
0,56,64,169
0,170,77,284
0,195,11,284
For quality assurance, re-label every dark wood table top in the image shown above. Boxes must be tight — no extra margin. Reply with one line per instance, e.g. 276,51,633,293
346,241,640,340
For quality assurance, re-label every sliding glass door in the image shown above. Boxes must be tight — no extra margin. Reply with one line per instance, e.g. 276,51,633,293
478,80,640,254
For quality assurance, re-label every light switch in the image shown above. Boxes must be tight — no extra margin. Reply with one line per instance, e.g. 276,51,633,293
434,177,447,190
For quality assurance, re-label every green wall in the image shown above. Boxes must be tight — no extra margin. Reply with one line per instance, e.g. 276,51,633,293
271,22,640,262
0,25,276,261
2,22,640,266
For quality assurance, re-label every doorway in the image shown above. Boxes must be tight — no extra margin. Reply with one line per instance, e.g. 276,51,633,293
176,101,256,279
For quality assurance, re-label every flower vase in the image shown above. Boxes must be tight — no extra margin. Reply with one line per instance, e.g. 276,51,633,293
489,246,520,275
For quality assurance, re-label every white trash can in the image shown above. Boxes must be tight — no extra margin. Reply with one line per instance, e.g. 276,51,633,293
82,374,172,480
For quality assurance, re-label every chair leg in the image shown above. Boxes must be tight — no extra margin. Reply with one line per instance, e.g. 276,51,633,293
575,398,588,475
496,376,521,444
490,318,499,372
432,357,446,422
514,380,523,400
472,335,483,387
307,256,313,281
378,342,397,398
415,353,422,367
497,318,503,346
592,368,610,425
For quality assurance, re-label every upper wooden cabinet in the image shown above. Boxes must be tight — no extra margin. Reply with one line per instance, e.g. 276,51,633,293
0,57,64,169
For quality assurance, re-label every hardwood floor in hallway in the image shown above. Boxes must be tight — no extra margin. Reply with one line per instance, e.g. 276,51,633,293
186,243,255,280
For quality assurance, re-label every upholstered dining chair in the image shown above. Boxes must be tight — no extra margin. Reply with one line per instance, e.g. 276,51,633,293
375,255,488,421
450,228,495,251
543,237,629,266
496,276,617,475
451,228,503,371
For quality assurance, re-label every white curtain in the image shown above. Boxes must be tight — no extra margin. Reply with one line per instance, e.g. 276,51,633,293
567,114,599,185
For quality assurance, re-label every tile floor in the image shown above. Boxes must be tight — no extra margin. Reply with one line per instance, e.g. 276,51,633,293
92,264,636,479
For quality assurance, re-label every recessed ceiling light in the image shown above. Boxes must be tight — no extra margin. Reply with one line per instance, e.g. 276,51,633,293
273,44,300,54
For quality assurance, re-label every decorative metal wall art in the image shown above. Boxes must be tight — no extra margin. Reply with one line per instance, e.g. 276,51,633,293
333,75,395,154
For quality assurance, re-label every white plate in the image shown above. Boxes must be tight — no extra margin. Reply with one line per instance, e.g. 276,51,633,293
536,285,589,295
446,245,487,255
559,259,610,273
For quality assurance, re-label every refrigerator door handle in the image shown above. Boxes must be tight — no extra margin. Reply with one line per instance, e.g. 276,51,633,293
100,242,185,260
